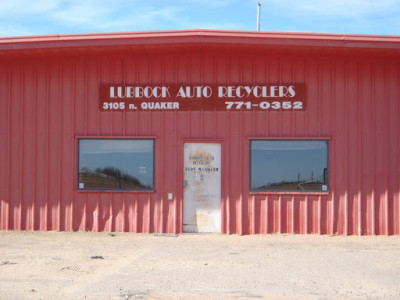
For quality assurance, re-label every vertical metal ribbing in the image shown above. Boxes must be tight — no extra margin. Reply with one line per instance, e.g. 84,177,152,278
226,56,231,234
160,107,166,234
69,61,75,231
83,60,88,231
95,59,101,231
226,112,231,234
145,75,154,233
127,194,134,232
213,56,218,139
278,195,282,234
239,56,244,235
133,193,138,232
6,63,11,230
251,57,256,233
94,193,99,232
19,64,25,230
305,196,309,234
239,107,244,235
149,56,156,233
371,66,377,235
330,60,335,235
174,55,179,234
384,63,390,236
264,58,269,233
147,193,151,234
291,60,296,233
265,196,269,233
174,109,179,234
108,203,113,233
305,60,309,135
251,195,255,234
45,63,51,230
344,62,349,236
398,63,400,235
97,58,101,136
57,63,62,231
292,195,295,234
160,57,165,234
70,62,76,232
318,195,322,235
32,64,37,230
371,63,376,235
122,58,126,137
317,61,322,234
317,60,321,136
200,57,204,139
357,62,362,235
278,57,282,137
134,57,139,136
291,58,295,136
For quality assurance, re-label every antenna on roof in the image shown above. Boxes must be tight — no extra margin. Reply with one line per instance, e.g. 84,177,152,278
257,2,262,31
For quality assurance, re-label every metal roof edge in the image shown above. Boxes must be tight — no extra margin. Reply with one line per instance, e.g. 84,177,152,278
1,29,400,51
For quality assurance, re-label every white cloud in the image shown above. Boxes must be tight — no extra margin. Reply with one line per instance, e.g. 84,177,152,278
0,0,399,36
186,0,232,7
0,0,186,34
49,2,172,31
266,0,400,18
181,21,242,30
50,2,111,27
0,0,62,14
0,23,36,37
120,6,184,30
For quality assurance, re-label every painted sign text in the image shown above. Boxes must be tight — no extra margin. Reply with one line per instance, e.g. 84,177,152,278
99,84,306,111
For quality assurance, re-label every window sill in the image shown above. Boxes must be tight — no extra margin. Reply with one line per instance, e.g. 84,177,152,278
250,191,329,196
77,189,156,193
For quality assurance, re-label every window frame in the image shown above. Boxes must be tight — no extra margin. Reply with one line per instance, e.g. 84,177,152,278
76,137,156,192
249,138,330,194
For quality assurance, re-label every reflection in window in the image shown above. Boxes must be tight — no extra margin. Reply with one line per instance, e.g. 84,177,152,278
78,139,154,190
250,140,328,192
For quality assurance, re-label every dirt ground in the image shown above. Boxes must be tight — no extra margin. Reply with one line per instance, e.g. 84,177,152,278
0,231,400,299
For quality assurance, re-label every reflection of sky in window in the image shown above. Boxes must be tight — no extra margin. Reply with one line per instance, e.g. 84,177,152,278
79,139,154,186
251,140,328,189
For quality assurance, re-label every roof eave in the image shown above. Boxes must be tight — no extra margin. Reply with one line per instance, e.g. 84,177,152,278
1,29,400,52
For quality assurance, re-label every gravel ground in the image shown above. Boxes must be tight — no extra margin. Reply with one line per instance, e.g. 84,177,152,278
0,231,400,299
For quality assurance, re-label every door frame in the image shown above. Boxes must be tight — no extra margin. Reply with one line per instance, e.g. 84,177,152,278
179,139,225,233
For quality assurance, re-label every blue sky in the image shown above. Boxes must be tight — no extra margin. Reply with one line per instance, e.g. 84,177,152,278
1,0,399,37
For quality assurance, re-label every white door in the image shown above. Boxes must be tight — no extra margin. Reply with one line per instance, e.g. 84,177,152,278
183,143,221,233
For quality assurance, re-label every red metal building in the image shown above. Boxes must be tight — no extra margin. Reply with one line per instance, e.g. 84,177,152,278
0,30,399,235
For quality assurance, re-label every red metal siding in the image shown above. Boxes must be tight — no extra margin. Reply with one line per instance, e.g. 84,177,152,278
0,44,399,235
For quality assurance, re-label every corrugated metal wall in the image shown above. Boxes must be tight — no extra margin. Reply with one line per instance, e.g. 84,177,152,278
0,48,399,235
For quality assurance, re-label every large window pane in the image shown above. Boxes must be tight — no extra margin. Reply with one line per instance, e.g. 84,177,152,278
250,140,328,192
78,139,154,190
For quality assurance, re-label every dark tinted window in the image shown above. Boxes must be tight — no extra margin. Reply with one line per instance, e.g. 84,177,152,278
250,140,328,192
78,139,154,190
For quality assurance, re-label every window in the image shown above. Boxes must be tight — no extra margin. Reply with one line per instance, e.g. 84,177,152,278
78,139,154,190
250,140,328,192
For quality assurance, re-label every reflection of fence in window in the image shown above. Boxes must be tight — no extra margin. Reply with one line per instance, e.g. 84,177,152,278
250,140,328,192
79,168,149,189
255,172,327,192
260,175,324,191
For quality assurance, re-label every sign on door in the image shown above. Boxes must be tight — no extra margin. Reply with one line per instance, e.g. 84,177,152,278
183,143,221,233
